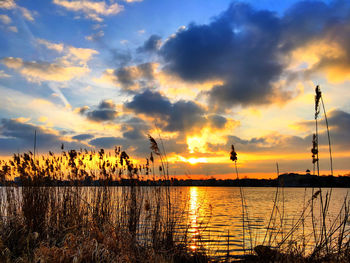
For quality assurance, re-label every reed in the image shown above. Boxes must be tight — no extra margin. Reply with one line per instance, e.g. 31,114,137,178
0,144,207,263
247,86,350,262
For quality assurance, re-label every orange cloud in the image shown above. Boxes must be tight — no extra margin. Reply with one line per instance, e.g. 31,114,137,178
53,0,124,22
1,57,89,82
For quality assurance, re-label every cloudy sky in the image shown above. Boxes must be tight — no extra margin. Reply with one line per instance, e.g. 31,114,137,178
1,0,350,178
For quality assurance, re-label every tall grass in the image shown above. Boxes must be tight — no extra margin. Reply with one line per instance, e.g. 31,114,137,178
246,86,350,262
0,142,208,263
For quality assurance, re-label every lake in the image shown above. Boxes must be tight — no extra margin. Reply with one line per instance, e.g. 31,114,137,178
166,187,349,258
1,186,348,259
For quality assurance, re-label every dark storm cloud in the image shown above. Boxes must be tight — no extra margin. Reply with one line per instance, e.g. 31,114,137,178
300,109,350,132
87,109,117,122
160,2,283,108
122,117,149,140
312,110,350,150
77,100,118,122
125,89,172,115
327,110,350,131
125,89,211,132
123,129,145,140
0,119,83,154
208,115,227,129
72,133,94,141
89,137,126,149
98,100,116,109
280,0,349,50
115,67,135,89
166,100,206,132
159,0,350,109
76,106,90,115
137,34,162,53
113,62,155,92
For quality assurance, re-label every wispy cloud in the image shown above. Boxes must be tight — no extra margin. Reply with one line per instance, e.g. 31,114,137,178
0,14,11,24
36,38,64,52
0,0,35,21
1,57,89,82
0,0,16,9
53,0,124,22
0,12,16,32
0,70,10,78
124,0,143,3
85,30,104,41
76,99,118,123
36,38,99,66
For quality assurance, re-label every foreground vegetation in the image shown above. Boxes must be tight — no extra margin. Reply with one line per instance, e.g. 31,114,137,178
0,86,349,262
0,139,212,262
0,141,349,262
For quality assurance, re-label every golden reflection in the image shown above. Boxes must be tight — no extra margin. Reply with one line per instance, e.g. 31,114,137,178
189,187,200,251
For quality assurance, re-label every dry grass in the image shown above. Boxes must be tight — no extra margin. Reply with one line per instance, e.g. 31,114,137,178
0,143,208,263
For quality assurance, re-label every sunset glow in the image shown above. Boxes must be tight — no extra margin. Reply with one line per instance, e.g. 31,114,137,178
1,0,350,178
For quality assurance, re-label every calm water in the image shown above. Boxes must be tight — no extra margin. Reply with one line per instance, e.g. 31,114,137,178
167,187,349,258
1,186,349,258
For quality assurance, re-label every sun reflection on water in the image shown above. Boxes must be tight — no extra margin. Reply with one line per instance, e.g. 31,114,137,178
189,187,200,251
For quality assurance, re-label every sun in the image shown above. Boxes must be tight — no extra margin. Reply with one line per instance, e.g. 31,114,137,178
178,155,207,165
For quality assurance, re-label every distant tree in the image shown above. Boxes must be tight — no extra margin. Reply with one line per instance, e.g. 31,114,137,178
306,169,311,175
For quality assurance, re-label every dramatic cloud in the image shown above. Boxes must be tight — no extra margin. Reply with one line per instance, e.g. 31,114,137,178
208,115,227,129
160,3,284,109
125,89,227,132
53,0,124,22
0,118,82,154
89,136,125,149
78,99,118,122
97,63,157,92
327,110,350,132
298,110,350,150
323,110,350,149
72,133,94,141
121,117,149,140
137,35,162,53
125,89,172,115
159,1,350,109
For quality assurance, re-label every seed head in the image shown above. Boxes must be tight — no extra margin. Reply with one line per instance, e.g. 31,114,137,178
315,85,322,119
148,135,160,155
230,145,237,162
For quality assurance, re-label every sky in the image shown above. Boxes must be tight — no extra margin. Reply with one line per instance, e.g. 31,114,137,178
0,0,350,179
